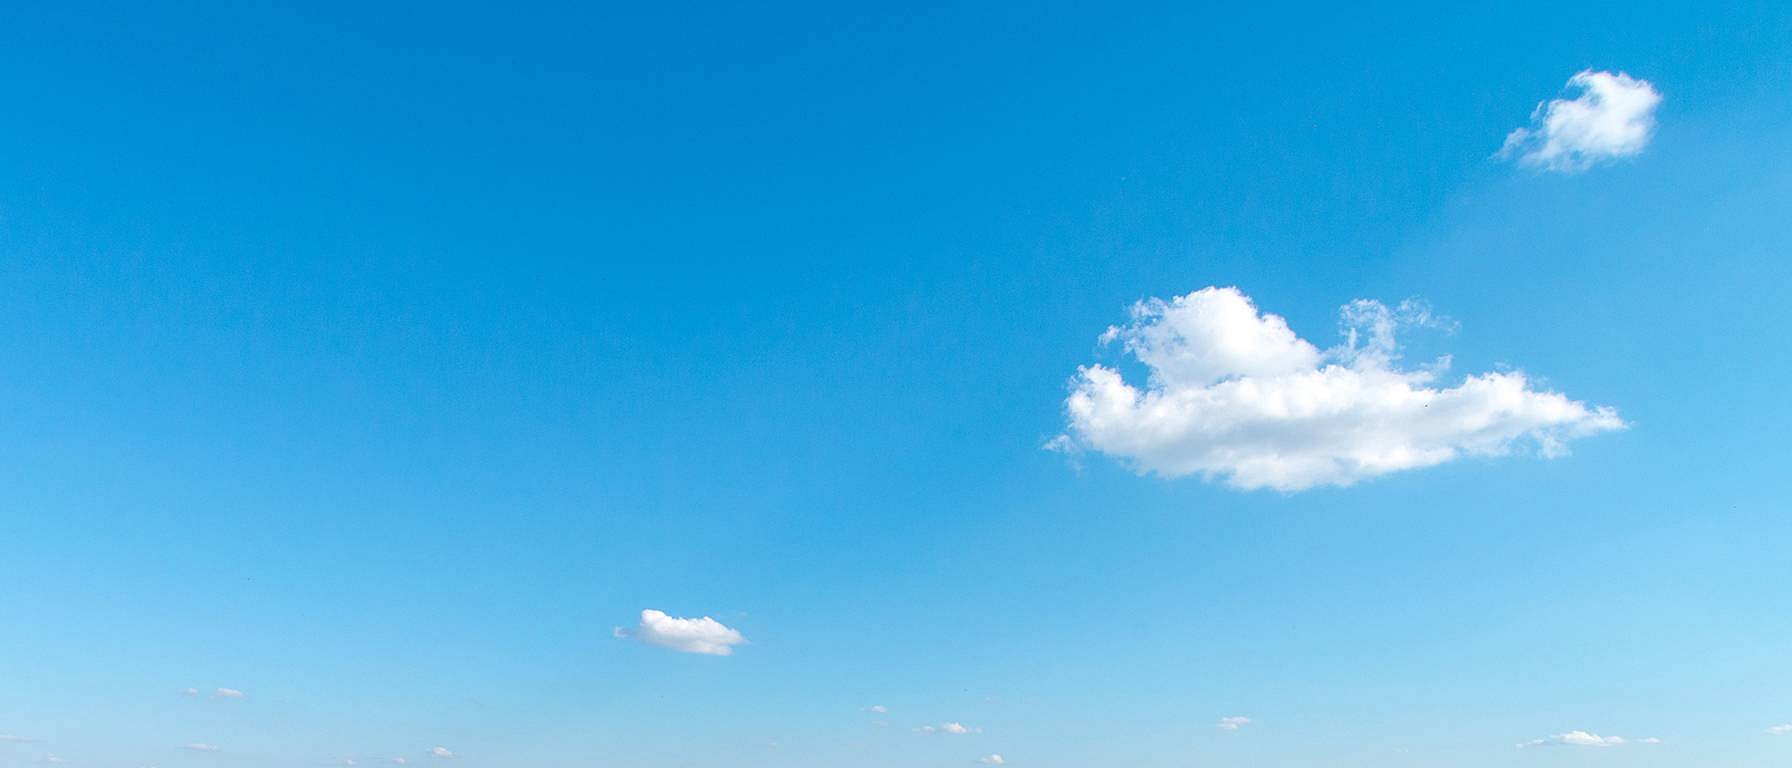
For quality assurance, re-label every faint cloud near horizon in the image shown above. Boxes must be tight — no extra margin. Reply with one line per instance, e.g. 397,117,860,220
916,722,981,735
1518,730,1659,748
1217,716,1251,731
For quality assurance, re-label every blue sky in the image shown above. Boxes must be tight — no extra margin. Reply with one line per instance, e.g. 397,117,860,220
2,2,1791,766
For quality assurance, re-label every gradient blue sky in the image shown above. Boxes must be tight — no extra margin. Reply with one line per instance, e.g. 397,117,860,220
3,2,1791,767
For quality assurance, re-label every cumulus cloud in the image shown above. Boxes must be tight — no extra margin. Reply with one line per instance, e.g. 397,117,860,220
868,705,889,714
1216,716,1251,731
1499,69,1661,172
1767,723,1792,735
182,743,220,752
1056,287,1622,491
1518,730,1658,748
213,688,244,699
978,755,1007,765
614,609,747,656
917,723,982,735
429,747,454,760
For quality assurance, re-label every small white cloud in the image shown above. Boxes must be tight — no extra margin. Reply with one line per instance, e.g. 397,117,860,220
178,688,199,697
615,609,747,656
916,722,981,735
1057,287,1621,491
339,760,358,767
868,705,889,714
1217,716,1251,731
429,747,454,760
1767,723,1792,735
0,735,39,743
40,755,63,765
977,755,1007,765
213,688,244,699
1641,737,1662,744
1518,730,1629,748
182,744,220,752
389,759,409,765
1499,69,1661,172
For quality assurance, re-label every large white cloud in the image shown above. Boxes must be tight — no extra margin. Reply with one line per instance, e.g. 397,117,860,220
615,609,747,656
1499,69,1661,172
1055,287,1622,491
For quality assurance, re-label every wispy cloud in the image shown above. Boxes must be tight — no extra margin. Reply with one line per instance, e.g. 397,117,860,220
977,755,1006,765
213,688,245,699
0,735,39,743
1518,730,1659,748
1056,287,1621,491
1499,69,1661,173
182,743,221,752
916,722,982,735
1767,723,1792,735
430,747,455,760
1216,716,1252,731
614,609,747,656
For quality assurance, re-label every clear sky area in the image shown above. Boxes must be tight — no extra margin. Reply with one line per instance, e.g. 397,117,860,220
2,2,1791,767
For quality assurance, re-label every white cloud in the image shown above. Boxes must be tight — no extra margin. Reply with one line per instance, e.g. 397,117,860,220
1767,723,1792,735
0,735,38,743
41,755,63,765
1217,716,1251,731
1518,730,1657,748
390,759,409,765
916,723,982,735
868,705,889,714
978,755,1007,765
213,688,244,699
615,609,747,656
178,688,199,697
1056,287,1622,491
429,747,454,760
182,743,220,752
1499,69,1661,172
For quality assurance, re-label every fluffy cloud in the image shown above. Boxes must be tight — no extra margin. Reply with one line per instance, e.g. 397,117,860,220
614,609,747,656
1499,69,1661,172
1767,723,1792,735
213,688,245,699
1056,287,1622,491
430,747,455,760
868,705,889,714
917,723,982,735
1518,730,1659,748
978,755,1007,765
1216,716,1251,731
